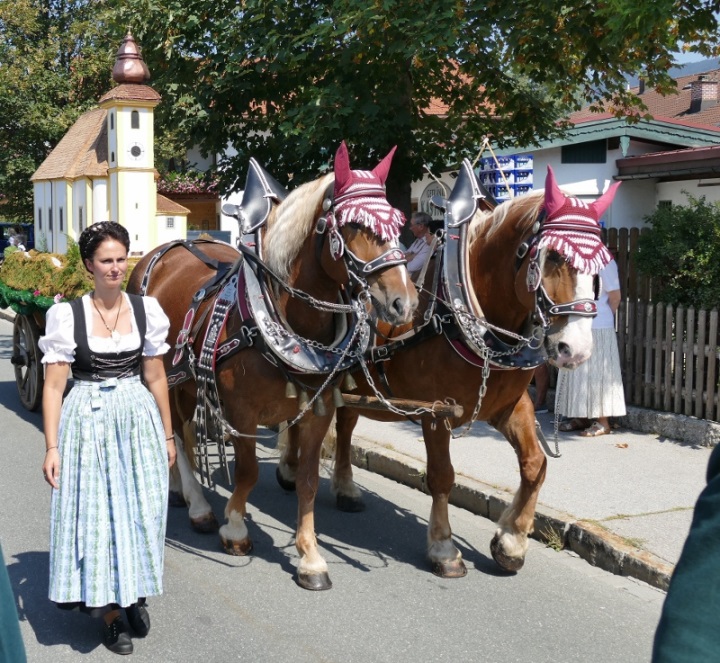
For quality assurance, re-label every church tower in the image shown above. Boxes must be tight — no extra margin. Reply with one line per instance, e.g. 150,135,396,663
98,33,161,254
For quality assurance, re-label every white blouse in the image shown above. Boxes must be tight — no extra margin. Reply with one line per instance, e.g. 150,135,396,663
39,294,171,364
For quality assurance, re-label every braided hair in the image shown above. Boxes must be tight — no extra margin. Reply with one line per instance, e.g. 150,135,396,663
78,222,130,270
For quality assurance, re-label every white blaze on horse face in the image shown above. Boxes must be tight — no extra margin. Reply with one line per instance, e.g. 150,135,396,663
366,236,417,325
552,271,595,369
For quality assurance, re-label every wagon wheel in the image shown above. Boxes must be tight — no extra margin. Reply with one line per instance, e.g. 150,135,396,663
11,313,44,411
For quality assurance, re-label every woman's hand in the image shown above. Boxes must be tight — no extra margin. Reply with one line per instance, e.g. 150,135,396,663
42,448,60,489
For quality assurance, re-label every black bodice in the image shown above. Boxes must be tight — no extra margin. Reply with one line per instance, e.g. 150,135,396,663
69,295,147,382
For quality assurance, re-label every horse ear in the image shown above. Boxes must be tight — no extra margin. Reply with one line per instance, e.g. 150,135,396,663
334,141,352,192
543,166,566,218
372,145,397,184
590,181,621,219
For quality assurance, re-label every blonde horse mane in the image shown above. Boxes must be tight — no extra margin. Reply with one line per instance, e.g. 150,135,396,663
264,173,335,280
468,190,545,247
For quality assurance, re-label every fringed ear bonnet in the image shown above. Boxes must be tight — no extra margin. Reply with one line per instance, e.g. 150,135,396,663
538,166,620,274
331,141,405,241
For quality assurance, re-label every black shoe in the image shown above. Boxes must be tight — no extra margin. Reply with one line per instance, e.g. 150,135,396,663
126,603,150,637
103,615,133,654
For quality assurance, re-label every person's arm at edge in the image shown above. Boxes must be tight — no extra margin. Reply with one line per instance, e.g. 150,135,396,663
42,363,70,489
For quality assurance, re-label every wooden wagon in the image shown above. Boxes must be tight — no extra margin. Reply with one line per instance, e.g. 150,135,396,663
0,281,53,411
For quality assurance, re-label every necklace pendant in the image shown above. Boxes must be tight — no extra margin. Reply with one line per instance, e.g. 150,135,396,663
111,330,121,344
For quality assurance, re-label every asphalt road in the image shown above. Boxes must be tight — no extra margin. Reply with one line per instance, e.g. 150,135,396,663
0,317,665,662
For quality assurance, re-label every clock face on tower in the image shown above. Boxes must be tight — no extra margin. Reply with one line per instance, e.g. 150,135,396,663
128,141,145,161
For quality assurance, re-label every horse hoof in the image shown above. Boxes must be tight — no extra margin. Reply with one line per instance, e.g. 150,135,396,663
296,572,332,591
336,494,365,513
221,536,253,556
276,466,296,492
190,513,220,534
431,558,467,578
168,491,187,508
490,533,525,572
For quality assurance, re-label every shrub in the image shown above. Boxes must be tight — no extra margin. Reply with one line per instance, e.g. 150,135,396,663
635,195,720,308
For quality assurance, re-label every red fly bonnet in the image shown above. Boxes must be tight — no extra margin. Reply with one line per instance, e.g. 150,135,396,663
538,166,620,274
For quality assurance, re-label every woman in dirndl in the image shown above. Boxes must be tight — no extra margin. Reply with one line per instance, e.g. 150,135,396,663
40,221,176,655
555,257,627,436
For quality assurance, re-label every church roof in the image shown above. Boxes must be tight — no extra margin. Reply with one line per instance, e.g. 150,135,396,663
31,108,108,181
156,194,190,215
98,83,161,105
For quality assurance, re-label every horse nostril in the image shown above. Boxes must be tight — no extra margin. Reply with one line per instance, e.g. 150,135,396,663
557,342,570,357
391,297,405,317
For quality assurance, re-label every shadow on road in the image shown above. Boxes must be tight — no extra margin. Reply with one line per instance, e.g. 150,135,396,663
162,433,497,587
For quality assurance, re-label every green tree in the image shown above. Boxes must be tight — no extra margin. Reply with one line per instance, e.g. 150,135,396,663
108,0,720,213
0,0,117,220
636,195,720,308
3,1,720,218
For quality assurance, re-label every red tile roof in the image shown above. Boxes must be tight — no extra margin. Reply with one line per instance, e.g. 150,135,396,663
570,68,720,128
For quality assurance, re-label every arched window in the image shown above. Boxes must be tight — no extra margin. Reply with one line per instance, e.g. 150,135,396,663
110,113,114,130
131,110,140,129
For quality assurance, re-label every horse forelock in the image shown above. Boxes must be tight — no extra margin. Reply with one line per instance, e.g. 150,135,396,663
264,173,334,280
468,191,544,247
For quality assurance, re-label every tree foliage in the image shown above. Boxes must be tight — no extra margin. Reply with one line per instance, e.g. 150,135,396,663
636,195,720,308
2,0,720,218
0,0,120,220
108,0,720,210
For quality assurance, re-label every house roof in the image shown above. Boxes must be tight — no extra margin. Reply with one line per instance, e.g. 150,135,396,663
616,142,720,180
31,108,108,181
156,194,190,215
570,68,720,126
489,68,720,158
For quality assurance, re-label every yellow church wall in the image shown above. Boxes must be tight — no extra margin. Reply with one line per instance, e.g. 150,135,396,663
113,169,157,254
156,213,188,247
32,180,71,254
115,105,154,171
92,178,109,224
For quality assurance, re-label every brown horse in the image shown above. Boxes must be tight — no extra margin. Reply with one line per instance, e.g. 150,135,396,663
279,163,619,578
127,144,418,590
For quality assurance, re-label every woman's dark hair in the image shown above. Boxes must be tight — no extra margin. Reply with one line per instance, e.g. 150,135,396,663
79,222,131,267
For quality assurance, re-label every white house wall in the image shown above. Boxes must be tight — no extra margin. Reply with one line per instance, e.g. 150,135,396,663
657,179,720,206
186,145,214,171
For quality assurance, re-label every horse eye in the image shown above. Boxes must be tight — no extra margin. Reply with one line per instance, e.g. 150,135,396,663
546,251,564,266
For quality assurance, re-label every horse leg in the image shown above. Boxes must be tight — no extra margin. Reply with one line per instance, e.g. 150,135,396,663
293,416,334,590
489,395,547,572
174,431,219,533
168,463,186,507
423,419,467,578
219,434,258,555
276,425,299,491
331,409,365,512
167,386,219,531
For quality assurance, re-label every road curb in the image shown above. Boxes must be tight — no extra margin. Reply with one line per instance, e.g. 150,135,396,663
350,436,672,591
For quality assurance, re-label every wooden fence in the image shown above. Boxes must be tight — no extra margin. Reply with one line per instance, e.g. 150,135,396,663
607,227,719,423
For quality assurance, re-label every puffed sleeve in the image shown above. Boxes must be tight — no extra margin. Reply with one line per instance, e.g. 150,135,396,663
38,302,76,364
142,296,171,356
